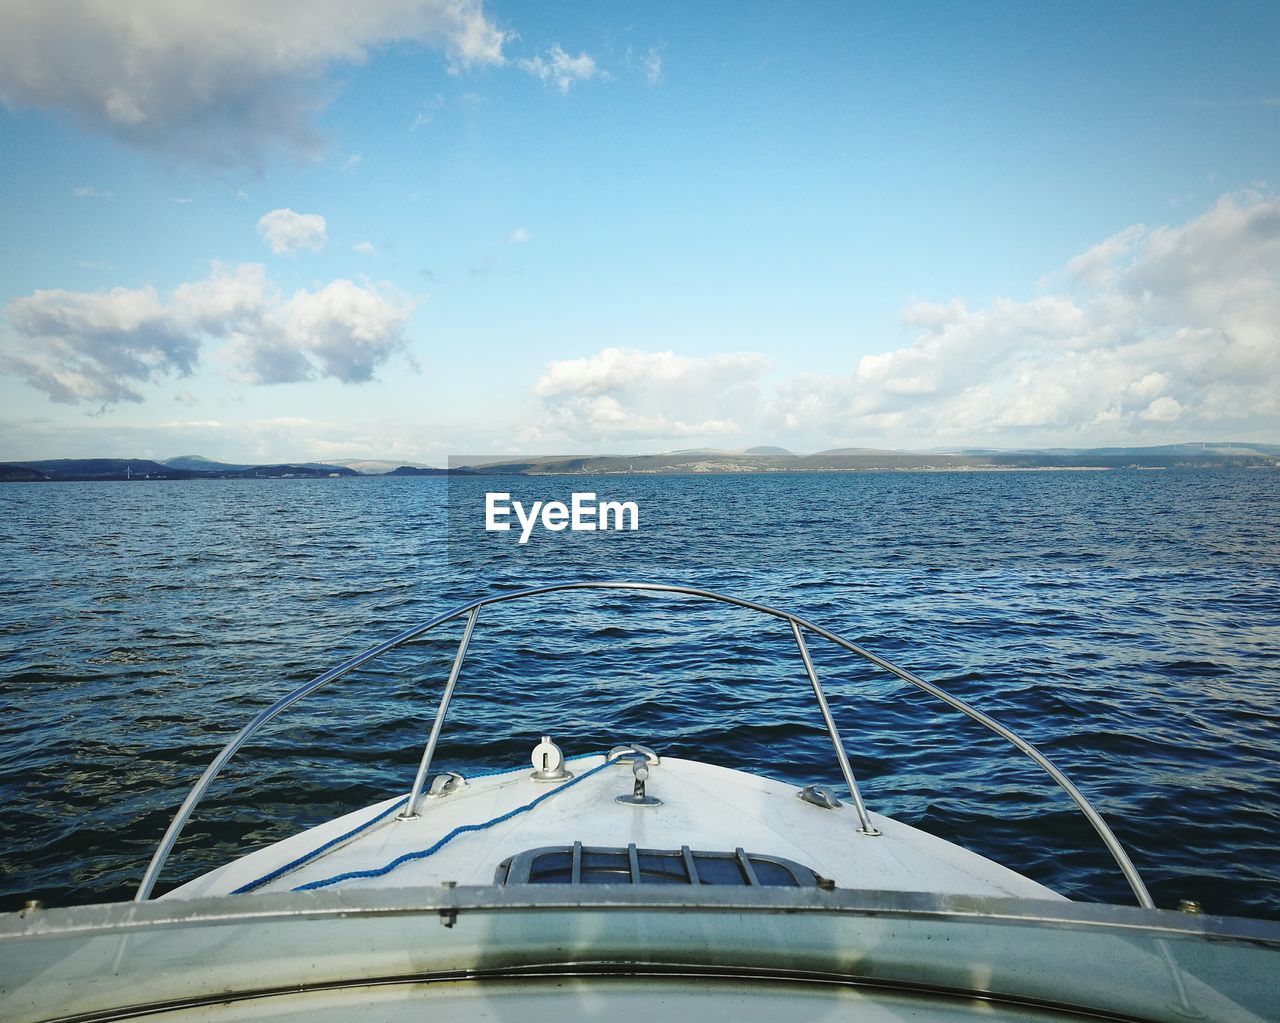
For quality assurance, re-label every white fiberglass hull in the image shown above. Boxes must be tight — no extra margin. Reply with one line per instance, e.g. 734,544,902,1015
167,753,1063,902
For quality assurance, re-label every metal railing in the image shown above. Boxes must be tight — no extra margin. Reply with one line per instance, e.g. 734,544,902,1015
135,581,1154,908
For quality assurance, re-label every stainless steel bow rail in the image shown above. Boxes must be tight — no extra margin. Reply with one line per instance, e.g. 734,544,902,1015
135,581,1155,908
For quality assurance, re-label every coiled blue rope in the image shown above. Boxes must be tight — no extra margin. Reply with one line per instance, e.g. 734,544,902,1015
230,752,618,895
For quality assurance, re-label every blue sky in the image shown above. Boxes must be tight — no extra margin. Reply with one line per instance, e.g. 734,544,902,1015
1,0,1278,464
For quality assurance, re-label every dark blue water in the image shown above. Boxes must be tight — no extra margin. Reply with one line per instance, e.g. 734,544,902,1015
1,470,1277,918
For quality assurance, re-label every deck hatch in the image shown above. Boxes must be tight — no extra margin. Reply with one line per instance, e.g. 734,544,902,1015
496,843,820,887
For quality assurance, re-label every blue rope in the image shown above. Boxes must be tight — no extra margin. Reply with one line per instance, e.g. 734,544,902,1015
231,751,610,895
232,795,409,894
291,753,624,892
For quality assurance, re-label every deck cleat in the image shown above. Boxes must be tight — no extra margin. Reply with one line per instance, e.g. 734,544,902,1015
426,772,467,798
799,784,843,810
529,736,573,782
615,756,662,806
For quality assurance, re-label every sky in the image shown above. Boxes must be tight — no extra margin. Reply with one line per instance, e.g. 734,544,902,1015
1,0,1278,465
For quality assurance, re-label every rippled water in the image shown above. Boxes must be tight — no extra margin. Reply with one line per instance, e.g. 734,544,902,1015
1,470,1277,917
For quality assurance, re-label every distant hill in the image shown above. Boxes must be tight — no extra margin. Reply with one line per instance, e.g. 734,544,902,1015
979,443,1280,469
163,455,254,472
3,443,1276,482
430,443,1280,475
331,459,433,475
385,465,452,476
164,455,357,475
451,449,976,474
1,458,200,481
812,447,910,456
0,458,359,481
241,464,360,477
949,442,1280,460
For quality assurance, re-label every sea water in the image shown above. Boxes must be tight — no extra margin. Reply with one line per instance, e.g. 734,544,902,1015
0,469,1276,916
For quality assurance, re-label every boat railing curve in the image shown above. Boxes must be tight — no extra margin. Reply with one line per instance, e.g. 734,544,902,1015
135,580,1155,909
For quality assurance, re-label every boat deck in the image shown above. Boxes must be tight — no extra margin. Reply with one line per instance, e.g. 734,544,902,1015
167,753,1063,901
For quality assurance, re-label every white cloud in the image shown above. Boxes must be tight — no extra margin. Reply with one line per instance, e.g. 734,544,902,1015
770,191,1280,446
277,279,411,384
1128,371,1171,399
626,46,663,85
1065,224,1145,288
2,285,199,405
180,264,413,385
354,241,377,255
256,208,327,255
341,153,363,172
2,262,413,404
1139,396,1184,422
529,347,767,442
518,45,602,94
157,418,222,430
174,262,272,334
508,227,531,244
72,186,113,200
0,1,508,166
520,192,1280,450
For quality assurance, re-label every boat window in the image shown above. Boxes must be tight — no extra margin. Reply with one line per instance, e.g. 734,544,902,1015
692,855,747,886
525,849,573,883
580,848,631,884
749,858,802,887
635,851,687,884
496,843,820,887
